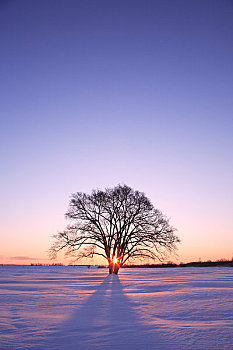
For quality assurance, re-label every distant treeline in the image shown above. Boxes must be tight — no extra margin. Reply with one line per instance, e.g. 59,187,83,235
25,259,232,268
30,263,91,267
30,263,64,266
121,259,233,268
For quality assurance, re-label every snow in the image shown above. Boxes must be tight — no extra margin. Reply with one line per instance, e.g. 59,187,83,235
0,266,233,349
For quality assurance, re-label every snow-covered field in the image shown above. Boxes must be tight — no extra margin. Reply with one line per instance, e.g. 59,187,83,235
0,265,233,350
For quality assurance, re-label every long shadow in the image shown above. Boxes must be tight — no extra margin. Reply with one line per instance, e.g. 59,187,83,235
105,276,171,350
32,274,172,350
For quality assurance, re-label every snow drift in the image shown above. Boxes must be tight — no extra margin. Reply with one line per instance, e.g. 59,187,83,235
0,266,233,349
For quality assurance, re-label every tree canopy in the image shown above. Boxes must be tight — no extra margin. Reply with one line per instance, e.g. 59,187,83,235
50,184,180,274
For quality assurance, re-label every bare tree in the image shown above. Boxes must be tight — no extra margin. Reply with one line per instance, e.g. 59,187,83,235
50,184,179,274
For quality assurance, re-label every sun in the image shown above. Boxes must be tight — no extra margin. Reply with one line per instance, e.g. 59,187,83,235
112,256,118,264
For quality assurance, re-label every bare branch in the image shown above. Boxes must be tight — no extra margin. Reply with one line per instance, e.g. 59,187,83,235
50,184,180,273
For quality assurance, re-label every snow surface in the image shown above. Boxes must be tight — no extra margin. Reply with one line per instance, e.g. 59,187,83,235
0,265,233,349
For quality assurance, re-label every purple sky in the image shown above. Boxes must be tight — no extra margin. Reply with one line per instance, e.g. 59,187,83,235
1,0,233,264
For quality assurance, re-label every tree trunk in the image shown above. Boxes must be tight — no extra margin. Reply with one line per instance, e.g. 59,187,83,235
109,263,120,274
108,263,113,274
113,264,120,275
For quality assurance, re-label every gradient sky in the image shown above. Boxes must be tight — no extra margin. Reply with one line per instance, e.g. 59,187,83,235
1,0,233,265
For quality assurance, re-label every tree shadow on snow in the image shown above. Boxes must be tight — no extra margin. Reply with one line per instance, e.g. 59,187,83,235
37,275,171,350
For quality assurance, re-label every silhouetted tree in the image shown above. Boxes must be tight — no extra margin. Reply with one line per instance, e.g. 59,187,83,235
50,184,179,274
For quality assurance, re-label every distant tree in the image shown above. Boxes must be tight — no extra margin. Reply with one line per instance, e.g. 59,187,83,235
50,184,179,274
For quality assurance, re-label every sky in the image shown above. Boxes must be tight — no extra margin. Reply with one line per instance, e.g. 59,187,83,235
1,0,233,265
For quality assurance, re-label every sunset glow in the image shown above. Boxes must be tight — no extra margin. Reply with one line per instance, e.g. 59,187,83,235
112,256,118,265
0,1,233,266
